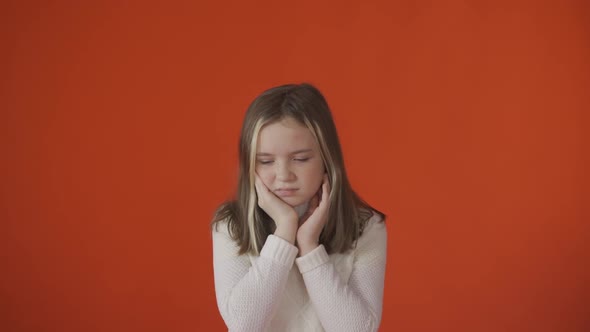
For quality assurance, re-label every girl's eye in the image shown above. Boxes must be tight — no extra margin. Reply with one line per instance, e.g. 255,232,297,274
294,157,310,162
257,160,273,165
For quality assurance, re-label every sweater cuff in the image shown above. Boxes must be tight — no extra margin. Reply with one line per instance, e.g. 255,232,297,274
295,244,329,273
260,235,298,267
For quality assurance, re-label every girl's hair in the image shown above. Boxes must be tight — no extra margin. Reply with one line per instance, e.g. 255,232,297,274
212,83,384,255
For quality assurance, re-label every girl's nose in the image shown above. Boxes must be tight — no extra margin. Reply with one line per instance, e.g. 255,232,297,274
275,163,294,181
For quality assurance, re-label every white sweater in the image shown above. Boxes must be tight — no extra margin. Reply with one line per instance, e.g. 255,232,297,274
212,213,387,332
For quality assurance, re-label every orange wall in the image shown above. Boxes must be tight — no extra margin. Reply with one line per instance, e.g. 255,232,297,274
1,1,588,331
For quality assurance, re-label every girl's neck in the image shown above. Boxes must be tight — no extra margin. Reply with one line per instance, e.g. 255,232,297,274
294,201,309,219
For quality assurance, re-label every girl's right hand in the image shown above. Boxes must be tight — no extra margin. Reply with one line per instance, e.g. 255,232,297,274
254,174,298,244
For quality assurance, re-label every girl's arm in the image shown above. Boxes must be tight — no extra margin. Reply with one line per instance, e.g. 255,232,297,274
212,223,298,332
295,214,387,332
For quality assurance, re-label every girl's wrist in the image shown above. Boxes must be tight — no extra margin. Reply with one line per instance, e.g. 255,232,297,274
274,223,297,244
297,241,319,256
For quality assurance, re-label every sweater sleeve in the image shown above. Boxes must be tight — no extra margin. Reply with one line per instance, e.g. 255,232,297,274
295,213,387,332
212,222,299,332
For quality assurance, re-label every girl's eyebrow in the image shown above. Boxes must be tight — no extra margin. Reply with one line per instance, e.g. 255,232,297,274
256,149,313,156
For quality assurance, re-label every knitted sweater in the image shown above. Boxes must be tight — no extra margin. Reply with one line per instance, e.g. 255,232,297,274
212,213,387,332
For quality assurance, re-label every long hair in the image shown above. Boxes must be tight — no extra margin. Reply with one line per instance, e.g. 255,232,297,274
212,83,384,255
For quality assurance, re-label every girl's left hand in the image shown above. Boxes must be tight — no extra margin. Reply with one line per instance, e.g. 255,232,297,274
296,174,330,256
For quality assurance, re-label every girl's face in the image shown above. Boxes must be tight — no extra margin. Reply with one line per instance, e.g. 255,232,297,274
255,117,325,207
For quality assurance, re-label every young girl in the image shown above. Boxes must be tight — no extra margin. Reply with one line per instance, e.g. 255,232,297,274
211,83,387,332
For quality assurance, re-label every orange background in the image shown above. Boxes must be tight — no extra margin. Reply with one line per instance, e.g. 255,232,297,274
1,1,588,331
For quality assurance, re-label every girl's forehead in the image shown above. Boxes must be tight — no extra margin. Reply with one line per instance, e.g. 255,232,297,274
257,118,317,152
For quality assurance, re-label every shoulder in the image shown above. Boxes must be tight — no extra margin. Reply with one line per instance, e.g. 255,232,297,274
356,210,387,249
211,200,239,232
212,218,234,248
211,202,237,241
360,209,386,233
211,217,244,259
212,218,230,235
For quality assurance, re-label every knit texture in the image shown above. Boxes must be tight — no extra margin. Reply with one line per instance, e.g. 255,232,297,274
212,213,387,332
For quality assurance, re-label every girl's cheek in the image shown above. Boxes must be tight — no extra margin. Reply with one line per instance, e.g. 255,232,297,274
258,172,272,187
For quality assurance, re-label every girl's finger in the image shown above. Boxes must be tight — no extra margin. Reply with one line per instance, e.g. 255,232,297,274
310,192,319,210
254,173,262,187
254,173,270,194
254,179,263,196
318,175,330,210
321,178,329,199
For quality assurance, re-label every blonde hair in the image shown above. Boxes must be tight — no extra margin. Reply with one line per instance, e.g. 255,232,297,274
212,83,384,255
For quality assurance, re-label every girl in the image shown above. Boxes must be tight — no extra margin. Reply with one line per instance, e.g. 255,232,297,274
211,83,387,332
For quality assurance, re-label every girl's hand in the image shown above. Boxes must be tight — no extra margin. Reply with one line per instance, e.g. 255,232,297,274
254,174,298,244
297,174,330,256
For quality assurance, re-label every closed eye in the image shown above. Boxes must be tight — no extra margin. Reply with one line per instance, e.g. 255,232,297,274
257,160,274,165
294,157,310,162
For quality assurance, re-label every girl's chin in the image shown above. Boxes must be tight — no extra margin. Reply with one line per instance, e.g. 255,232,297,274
280,197,308,208
282,199,304,207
